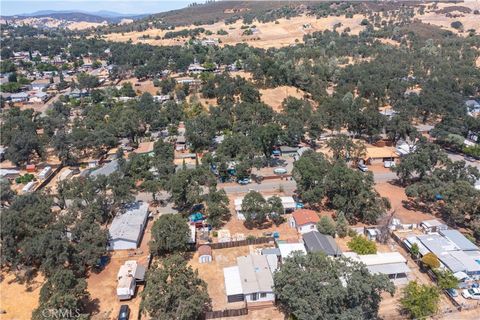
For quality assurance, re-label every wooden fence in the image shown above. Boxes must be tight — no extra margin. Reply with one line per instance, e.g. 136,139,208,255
204,307,248,319
199,237,275,250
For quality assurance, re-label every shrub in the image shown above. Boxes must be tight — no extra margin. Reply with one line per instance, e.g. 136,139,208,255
450,21,463,30
433,269,458,290
400,281,440,319
317,216,336,237
347,235,377,254
422,252,440,269
15,173,34,184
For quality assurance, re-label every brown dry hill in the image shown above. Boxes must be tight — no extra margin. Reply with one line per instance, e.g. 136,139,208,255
150,1,299,26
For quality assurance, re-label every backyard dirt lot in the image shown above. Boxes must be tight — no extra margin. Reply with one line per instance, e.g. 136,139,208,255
118,78,158,96
189,246,251,310
189,245,285,319
374,181,433,225
88,216,153,320
0,272,45,320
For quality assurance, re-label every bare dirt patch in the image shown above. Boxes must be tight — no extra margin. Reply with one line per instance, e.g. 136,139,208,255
88,217,153,320
374,182,433,224
188,245,285,319
118,78,158,96
0,272,45,320
260,86,308,112
189,246,251,310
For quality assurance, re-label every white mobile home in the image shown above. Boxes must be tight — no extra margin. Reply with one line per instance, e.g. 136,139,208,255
108,202,149,250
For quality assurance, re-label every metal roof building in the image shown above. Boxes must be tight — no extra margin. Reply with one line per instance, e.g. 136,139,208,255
343,252,410,283
223,255,275,303
237,255,274,295
108,202,149,251
90,159,119,178
439,230,479,251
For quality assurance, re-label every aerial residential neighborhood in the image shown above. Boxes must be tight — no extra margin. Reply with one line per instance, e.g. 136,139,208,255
1,1,480,320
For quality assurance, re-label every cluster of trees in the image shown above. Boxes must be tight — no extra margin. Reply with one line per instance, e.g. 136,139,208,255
394,141,480,239
274,253,395,320
317,214,348,238
0,189,110,317
143,211,211,319
164,27,206,39
240,191,285,227
293,151,390,224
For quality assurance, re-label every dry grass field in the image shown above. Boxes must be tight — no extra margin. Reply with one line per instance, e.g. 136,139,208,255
0,272,45,320
260,86,308,112
104,14,367,49
418,1,480,36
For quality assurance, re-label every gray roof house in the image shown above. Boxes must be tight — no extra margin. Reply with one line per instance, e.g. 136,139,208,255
108,202,149,250
223,255,275,304
303,231,342,257
90,159,119,178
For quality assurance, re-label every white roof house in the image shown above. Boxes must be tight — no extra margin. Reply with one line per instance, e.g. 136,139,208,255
234,195,296,220
108,202,149,250
343,252,410,284
277,242,307,261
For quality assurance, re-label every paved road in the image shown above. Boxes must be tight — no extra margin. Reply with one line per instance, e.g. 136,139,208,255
222,179,297,195
446,152,480,171
222,170,398,195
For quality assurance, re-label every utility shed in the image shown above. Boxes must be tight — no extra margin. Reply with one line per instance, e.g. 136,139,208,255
198,245,212,263
439,230,479,251
302,231,342,257
108,202,149,250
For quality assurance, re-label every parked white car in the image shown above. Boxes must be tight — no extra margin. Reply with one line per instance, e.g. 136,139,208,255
462,288,480,300
358,163,368,172
384,160,396,168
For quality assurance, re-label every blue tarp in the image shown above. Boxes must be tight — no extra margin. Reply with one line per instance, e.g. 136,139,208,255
189,212,204,222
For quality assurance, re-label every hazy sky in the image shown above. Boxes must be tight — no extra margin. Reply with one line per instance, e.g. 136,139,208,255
0,0,202,16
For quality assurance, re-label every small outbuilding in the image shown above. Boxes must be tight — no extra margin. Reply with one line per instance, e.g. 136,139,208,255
420,219,448,234
198,245,212,263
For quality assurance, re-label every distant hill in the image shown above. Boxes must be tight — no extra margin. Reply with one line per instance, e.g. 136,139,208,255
2,10,146,23
151,1,299,26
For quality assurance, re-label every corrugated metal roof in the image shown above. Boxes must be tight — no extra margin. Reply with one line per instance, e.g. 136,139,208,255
368,262,410,275
440,230,479,251
90,159,119,178
278,243,307,260
109,202,149,245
